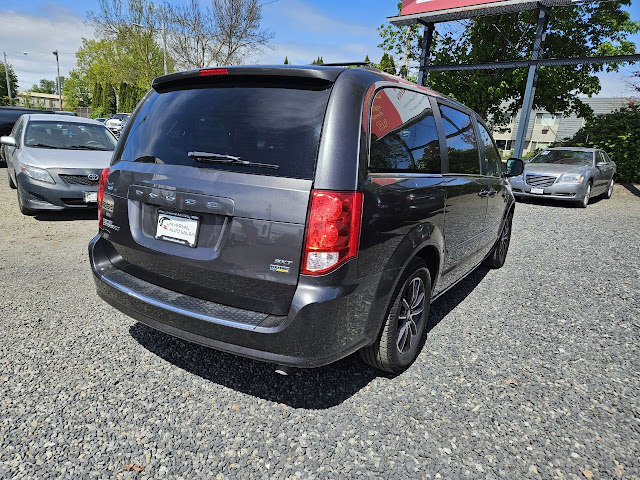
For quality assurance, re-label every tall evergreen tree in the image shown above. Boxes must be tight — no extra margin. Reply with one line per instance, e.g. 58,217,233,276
284,56,289,64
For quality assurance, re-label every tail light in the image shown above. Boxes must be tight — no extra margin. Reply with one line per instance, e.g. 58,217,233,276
301,190,364,275
199,68,228,76
97,167,109,228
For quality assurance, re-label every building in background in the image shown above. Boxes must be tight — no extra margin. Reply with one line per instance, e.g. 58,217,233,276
493,97,637,155
16,91,66,111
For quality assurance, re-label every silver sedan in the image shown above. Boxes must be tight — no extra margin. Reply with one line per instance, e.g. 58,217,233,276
508,147,616,208
1,114,116,215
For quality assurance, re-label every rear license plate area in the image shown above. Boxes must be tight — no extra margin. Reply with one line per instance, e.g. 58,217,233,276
155,210,200,248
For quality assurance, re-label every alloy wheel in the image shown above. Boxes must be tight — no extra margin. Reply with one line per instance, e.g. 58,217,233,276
396,277,425,354
497,215,512,262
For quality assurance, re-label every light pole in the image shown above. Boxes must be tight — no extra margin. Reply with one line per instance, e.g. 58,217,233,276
52,50,62,110
133,22,168,75
3,51,13,105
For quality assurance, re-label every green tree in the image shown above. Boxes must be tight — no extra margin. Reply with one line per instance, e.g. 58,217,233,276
63,69,92,108
29,79,56,94
377,2,423,76
311,56,324,65
284,56,289,64
377,52,397,75
0,63,18,105
364,55,371,63
424,1,639,122
563,103,640,183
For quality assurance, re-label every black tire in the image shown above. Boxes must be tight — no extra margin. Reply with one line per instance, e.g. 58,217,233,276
7,168,16,189
483,210,513,269
578,181,592,208
604,178,614,199
360,258,431,374
16,183,36,216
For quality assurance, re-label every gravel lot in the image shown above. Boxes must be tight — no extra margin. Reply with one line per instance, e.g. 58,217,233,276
1,168,638,480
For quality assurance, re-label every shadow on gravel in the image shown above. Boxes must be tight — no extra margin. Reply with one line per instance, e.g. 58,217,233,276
34,209,98,222
621,183,640,198
129,266,488,409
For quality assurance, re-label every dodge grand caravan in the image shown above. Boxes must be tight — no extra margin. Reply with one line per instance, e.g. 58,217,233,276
89,66,524,373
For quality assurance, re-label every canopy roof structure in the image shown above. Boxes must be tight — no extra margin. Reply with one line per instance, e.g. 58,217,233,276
388,0,578,25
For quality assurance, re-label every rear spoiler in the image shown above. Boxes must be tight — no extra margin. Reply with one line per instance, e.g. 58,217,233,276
152,66,344,90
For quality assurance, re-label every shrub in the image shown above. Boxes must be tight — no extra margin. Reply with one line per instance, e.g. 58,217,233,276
563,103,640,183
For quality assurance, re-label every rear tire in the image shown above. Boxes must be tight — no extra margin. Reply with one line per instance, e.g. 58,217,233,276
7,168,16,189
16,183,36,216
360,258,431,374
483,210,513,269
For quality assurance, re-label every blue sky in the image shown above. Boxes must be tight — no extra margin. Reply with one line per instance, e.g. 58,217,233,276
1,0,638,97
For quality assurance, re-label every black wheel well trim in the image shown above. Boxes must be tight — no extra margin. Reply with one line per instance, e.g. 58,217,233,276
364,224,445,346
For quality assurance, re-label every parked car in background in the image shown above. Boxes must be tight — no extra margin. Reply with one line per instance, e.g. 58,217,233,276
509,147,616,207
109,114,130,137
0,106,53,164
54,111,77,116
1,114,117,215
105,113,130,133
94,118,107,124
89,65,523,374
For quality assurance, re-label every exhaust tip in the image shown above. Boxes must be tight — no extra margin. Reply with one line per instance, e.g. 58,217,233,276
274,365,293,376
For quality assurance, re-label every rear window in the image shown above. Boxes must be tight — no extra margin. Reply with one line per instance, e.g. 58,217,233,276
114,85,332,179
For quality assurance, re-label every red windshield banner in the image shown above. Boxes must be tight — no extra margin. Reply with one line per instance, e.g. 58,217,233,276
401,0,504,15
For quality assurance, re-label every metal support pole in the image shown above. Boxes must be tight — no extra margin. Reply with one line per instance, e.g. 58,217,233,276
3,52,13,105
162,22,168,75
417,22,435,86
53,50,62,110
513,5,550,159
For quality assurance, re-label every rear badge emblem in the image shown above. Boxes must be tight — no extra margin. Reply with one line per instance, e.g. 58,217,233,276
270,258,293,274
88,173,99,181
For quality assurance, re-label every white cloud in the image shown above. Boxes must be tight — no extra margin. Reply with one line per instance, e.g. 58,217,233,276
593,67,639,98
0,7,92,91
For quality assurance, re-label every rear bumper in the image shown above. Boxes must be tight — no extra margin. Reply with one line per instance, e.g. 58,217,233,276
509,176,587,201
89,235,380,368
17,171,99,210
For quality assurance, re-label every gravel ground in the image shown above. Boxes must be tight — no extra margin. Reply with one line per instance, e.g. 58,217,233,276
0,169,638,480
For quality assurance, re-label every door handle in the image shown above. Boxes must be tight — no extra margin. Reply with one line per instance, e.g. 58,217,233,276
478,190,488,197
487,189,497,197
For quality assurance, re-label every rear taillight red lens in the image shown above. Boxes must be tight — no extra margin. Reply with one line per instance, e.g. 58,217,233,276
301,190,364,275
97,167,109,228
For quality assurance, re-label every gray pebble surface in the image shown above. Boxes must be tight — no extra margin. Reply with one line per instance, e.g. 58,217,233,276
0,169,638,479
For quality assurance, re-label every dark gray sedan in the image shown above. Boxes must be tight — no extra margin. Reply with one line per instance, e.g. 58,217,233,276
509,147,616,208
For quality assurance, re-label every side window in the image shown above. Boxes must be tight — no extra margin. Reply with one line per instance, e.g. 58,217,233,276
370,88,441,173
477,122,501,177
438,105,480,175
597,151,607,164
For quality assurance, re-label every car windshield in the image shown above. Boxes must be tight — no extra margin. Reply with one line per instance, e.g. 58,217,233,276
112,114,127,120
25,121,118,151
529,150,593,166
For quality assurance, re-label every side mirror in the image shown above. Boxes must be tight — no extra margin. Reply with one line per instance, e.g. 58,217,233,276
596,161,608,167
506,158,524,177
0,136,16,147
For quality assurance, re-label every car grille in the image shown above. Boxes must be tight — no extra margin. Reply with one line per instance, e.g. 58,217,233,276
59,174,99,186
526,174,557,187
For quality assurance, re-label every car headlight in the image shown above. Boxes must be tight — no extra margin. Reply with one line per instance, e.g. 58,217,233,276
559,173,584,184
19,164,55,184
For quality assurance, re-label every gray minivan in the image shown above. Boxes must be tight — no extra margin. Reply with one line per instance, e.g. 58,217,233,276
89,66,524,373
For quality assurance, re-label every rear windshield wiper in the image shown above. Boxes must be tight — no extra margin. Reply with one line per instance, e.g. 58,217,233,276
188,151,279,170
